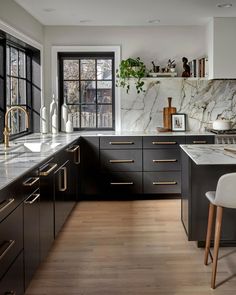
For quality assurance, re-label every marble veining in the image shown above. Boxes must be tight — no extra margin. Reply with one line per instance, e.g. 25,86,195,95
121,78,236,132
181,144,236,165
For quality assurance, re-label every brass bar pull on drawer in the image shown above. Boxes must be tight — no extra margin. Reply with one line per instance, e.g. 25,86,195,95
24,193,40,205
152,141,177,145
23,177,39,186
110,182,134,185
109,141,134,145
0,198,15,213
0,240,15,261
67,145,80,164
109,160,134,163
193,140,207,144
59,167,67,192
39,163,58,176
66,145,79,153
153,159,177,163
153,181,177,185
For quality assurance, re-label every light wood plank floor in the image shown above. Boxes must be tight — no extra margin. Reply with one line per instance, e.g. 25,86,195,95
25,200,236,295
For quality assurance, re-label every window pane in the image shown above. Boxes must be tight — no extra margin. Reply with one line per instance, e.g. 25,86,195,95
81,59,95,80
97,59,112,80
81,81,96,104
6,46,10,75
7,108,26,135
97,81,112,104
64,81,79,104
97,104,112,128
68,105,80,128
6,78,11,105
19,79,26,104
10,47,18,76
10,77,18,105
63,60,79,80
81,105,96,128
19,51,26,78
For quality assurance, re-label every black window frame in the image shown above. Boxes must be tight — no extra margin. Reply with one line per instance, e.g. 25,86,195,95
58,52,115,131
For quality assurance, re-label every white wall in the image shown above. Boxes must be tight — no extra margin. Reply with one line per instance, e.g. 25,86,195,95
0,0,44,43
44,25,207,110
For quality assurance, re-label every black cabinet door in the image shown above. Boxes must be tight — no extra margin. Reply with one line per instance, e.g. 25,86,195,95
0,252,24,295
185,135,215,144
24,188,40,289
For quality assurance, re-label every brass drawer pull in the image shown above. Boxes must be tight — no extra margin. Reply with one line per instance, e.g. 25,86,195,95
109,160,134,163
59,167,67,192
66,145,79,153
67,145,80,164
110,182,134,185
0,240,15,261
153,159,177,163
24,193,40,205
109,141,134,145
23,177,39,186
152,141,177,145
0,198,15,213
193,140,207,144
153,181,177,185
40,163,58,176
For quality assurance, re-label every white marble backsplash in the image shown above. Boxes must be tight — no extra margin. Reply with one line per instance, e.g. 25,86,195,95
121,78,236,131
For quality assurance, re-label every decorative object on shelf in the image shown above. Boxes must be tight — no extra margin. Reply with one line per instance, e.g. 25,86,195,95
171,113,186,131
49,94,57,132
61,102,68,132
182,57,191,77
163,97,177,130
116,57,146,94
40,105,48,134
51,109,58,134
65,114,73,133
151,61,160,73
167,59,176,73
212,118,232,131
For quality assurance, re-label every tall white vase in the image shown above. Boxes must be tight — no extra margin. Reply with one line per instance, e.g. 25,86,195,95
61,103,68,132
49,94,57,133
51,109,58,134
40,105,48,134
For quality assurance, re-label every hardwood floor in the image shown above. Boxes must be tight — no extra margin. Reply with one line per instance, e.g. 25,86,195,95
25,200,236,294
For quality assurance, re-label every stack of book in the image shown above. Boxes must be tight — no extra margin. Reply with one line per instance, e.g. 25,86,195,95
189,57,208,78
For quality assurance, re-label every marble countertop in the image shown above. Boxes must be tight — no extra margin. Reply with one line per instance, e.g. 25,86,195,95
0,131,214,191
181,144,236,165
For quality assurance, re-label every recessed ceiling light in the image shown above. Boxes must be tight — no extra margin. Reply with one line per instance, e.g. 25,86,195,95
216,3,233,8
43,8,56,12
148,19,160,24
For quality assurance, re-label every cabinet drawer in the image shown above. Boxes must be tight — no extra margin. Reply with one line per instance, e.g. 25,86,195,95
143,149,181,171
100,150,142,172
0,252,24,295
143,136,185,149
0,204,23,279
144,172,181,194
185,135,215,144
102,172,142,194
100,137,142,149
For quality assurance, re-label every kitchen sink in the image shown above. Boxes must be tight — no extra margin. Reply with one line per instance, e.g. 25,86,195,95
19,142,61,153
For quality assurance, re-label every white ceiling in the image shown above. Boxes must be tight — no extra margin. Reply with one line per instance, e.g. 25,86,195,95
14,0,236,26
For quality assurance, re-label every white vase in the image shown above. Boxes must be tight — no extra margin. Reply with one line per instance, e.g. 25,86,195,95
66,114,73,133
61,103,68,132
51,109,58,134
40,106,48,134
49,94,57,132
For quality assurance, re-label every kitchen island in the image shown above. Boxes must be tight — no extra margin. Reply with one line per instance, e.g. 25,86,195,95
181,144,236,246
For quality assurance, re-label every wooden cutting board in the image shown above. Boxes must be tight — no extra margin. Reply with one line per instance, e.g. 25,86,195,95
163,97,176,130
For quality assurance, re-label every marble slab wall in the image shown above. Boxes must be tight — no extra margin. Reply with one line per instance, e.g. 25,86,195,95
121,78,236,131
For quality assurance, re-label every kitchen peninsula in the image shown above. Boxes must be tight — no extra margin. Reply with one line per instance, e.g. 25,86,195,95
181,144,236,246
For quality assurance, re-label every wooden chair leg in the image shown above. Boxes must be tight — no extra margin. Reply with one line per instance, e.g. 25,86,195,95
211,206,223,289
204,203,215,265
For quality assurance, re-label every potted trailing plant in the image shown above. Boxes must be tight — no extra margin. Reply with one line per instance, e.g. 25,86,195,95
116,57,146,94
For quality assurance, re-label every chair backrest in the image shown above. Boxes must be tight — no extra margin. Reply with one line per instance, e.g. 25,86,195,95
215,172,236,209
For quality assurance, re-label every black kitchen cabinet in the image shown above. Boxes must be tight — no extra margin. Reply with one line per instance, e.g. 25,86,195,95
0,252,24,295
143,136,185,149
185,135,214,144
100,136,142,149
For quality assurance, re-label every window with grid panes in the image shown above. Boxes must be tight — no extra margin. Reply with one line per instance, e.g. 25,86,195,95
59,52,115,130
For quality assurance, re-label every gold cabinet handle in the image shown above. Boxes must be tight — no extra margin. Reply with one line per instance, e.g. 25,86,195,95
152,141,177,145
0,240,15,261
109,160,134,163
67,145,80,164
192,140,207,144
110,182,134,185
109,141,134,145
59,167,67,192
0,198,15,213
39,163,58,176
153,181,177,185
24,193,40,205
153,159,177,163
23,177,39,186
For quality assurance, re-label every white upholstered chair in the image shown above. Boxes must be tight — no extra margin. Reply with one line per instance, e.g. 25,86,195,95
204,172,236,289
